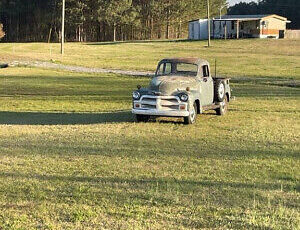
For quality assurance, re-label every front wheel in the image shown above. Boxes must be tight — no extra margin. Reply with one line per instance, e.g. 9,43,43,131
184,102,197,125
216,96,228,116
135,114,150,122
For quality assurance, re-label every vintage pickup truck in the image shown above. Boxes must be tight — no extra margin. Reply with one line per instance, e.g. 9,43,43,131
132,58,231,124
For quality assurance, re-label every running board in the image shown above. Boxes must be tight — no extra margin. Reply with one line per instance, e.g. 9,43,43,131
202,104,221,111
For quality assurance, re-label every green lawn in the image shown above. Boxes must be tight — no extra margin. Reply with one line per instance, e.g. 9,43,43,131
0,39,300,79
0,65,299,229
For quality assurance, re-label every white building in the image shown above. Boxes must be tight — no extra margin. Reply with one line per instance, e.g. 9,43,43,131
189,14,290,40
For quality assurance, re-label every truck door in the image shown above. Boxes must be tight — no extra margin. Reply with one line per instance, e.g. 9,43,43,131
199,65,214,106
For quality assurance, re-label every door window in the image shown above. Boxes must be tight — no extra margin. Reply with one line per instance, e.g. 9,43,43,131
157,63,172,76
202,65,210,77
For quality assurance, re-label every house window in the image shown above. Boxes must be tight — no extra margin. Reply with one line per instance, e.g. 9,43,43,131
241,23,244,30
231,21,234,30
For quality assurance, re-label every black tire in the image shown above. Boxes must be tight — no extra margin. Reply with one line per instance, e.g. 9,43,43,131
214,80,226,102
0,64,8,69
216,96,228,116
184,102,197,125
135,114,150,122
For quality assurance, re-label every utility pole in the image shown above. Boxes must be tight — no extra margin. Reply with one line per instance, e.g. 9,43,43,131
207,0,210,47
219,4,228,19
219,6,225,19
219,4,228,39
61,0,65,55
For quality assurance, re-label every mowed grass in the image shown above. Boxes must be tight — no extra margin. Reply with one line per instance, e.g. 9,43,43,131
0,39,300,79
0,66,299,229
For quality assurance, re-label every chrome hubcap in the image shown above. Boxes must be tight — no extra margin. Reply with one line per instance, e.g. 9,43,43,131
190,107,196,121
221,99,227,111
218,84,225,99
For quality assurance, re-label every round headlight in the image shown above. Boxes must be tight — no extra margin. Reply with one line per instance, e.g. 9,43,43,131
180,94,189,102
132,91,141,100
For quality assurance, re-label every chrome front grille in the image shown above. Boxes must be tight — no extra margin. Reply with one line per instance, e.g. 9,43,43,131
139,96,181,111
161,105,179,110
141,104,156,109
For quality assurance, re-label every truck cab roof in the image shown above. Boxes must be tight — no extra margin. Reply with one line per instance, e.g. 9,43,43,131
159,58,209,66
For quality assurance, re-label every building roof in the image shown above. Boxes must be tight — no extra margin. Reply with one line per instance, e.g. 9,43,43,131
219,14,271,20
190,14,288,22
214,14,288,22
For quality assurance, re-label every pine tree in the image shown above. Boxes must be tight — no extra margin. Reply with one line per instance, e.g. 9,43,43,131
0,0,232,42
102,0,138,41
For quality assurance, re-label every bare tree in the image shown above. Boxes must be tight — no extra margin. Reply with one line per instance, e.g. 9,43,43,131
0,24,5,40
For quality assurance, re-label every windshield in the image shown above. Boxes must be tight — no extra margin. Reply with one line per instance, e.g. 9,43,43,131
156,62,198,77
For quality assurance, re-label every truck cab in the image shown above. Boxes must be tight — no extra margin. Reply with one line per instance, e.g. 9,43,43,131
132,58,231,124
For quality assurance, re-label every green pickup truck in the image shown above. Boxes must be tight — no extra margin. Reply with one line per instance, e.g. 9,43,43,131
132,58,232,124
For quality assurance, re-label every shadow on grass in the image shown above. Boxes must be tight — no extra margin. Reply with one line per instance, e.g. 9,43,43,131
0,172,297,192
0,111,134,125
86,39,198,46
0,111,219,125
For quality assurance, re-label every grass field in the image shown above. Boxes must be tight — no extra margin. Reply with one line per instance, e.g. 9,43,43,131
0,39,300,79
0,39,299,229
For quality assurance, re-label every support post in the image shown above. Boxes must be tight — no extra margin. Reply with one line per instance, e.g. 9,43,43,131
61,0,65,54
236,20,239,39
224,21,227,40
207,0,210,46
213,20,215,38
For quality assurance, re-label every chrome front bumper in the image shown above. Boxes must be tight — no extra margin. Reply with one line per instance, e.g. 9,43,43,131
132,108,189,117
132,95,189,117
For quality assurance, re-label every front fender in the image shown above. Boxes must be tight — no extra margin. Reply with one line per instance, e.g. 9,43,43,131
186,90,201,112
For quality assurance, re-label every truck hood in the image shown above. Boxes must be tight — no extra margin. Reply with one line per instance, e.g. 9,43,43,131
149,75,197,95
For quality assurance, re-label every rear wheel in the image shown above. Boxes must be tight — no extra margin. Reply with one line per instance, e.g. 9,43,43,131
135,114,150,122
184,102,197,125
216,96,228,115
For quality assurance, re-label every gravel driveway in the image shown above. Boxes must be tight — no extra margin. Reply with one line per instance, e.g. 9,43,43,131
8,60,154,77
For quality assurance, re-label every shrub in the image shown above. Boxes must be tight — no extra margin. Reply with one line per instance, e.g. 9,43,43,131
0,24,5,40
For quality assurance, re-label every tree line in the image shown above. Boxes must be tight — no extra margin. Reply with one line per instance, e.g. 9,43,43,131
228,0,300,29
0,0,226,42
